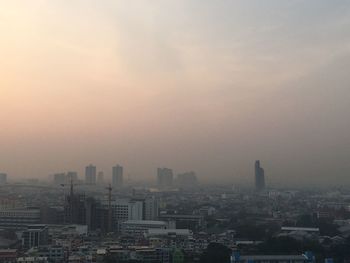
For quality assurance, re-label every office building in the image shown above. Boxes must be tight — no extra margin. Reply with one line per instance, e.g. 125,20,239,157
0,209,41,229
66,171,78,183
120,220,167,235
144,196,159,220
53,173,65,185
112,165,123,188
176,171,198,188
102,198,143,232
0,173,7,184
85,164,96,185
21,225,49,249
157,168,173,189
255,160,265,191
97,171,104,185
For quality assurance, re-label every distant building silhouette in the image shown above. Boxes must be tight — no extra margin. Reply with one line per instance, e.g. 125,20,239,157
53,173,66,185
97,171,104,185
157,168,173,189
255,160,265,191
66,171,78,183
0,173,7,184
85,164,96,185
112,165,123,188
176,171,198,188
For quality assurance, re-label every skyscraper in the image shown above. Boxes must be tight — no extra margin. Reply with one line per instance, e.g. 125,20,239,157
97,171,104,185
176,171,198,188
66,171,78,183
85,164,96,185
157,168,173,189
255,160,265,191
0,173,7,184
112,165,123,188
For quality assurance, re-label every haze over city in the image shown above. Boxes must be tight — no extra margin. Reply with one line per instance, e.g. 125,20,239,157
1,1,350,186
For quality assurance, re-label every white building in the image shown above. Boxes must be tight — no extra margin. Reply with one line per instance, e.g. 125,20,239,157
102,199,143,231
121,220,167,235
144,197,159,220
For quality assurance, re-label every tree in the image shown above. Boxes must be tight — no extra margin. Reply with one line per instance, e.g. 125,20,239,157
199,243,232,263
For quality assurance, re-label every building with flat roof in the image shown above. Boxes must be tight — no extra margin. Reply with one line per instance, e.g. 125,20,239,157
0,209,40,229
121,220,167,235
112,165,123,188
22,225,49,249
157,168,173,189
233,254,312,263
85,164,96,185
0,173,7,184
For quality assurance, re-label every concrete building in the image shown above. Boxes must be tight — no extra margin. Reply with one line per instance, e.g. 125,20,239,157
85,164,96,185
144,196,159,221
0,249,17,262
30,245,65,262
0,173,7,184
17,257,48,263
0,209,41,229
176,171,198,188
157,168,173,189
102,199,144,232
97,171,104,185
53,173,65,185
231,253,314,263
112,165,123,188
255,160,265,191
66,172,78,184
121,220,167,235
22,225,49,249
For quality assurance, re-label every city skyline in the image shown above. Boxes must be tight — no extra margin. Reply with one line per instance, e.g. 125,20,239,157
1,1,350,186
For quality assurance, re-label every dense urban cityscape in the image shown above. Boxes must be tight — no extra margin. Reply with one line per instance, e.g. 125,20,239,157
2,0,350,262
0,162,350,262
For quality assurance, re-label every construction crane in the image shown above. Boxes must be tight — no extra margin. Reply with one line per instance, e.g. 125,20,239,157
61,179,78,224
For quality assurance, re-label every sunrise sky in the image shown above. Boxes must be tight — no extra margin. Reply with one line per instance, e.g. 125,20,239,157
1,1,350,185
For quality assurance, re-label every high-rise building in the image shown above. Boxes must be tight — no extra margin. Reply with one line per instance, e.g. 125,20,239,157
176,171,198,188
144,196,159,220
255,160,265,191
66,171,78,183
53,173,66,185
22,225,49,249
85,164,96,185
0,173,7,184
97,171,104,185
112,165,123,188
157,168,173,189
102,198,143,232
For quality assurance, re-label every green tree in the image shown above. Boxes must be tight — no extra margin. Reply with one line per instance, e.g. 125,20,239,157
199,243,232,263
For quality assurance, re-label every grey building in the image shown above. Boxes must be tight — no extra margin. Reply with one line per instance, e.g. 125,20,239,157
85,164,96,185
112,165,123,188
22,225,49,249
255,160,265,191
0,173,7,184
157,168,173,189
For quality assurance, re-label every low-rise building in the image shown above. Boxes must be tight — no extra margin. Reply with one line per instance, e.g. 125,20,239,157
121,220,167,235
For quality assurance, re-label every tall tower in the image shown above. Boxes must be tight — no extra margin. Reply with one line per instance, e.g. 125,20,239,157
112,165,123,188
255,160,265,191
85,164,97,185
157,168,173,189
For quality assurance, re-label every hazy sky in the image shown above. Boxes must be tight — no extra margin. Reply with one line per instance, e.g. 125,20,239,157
1,1,350,185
